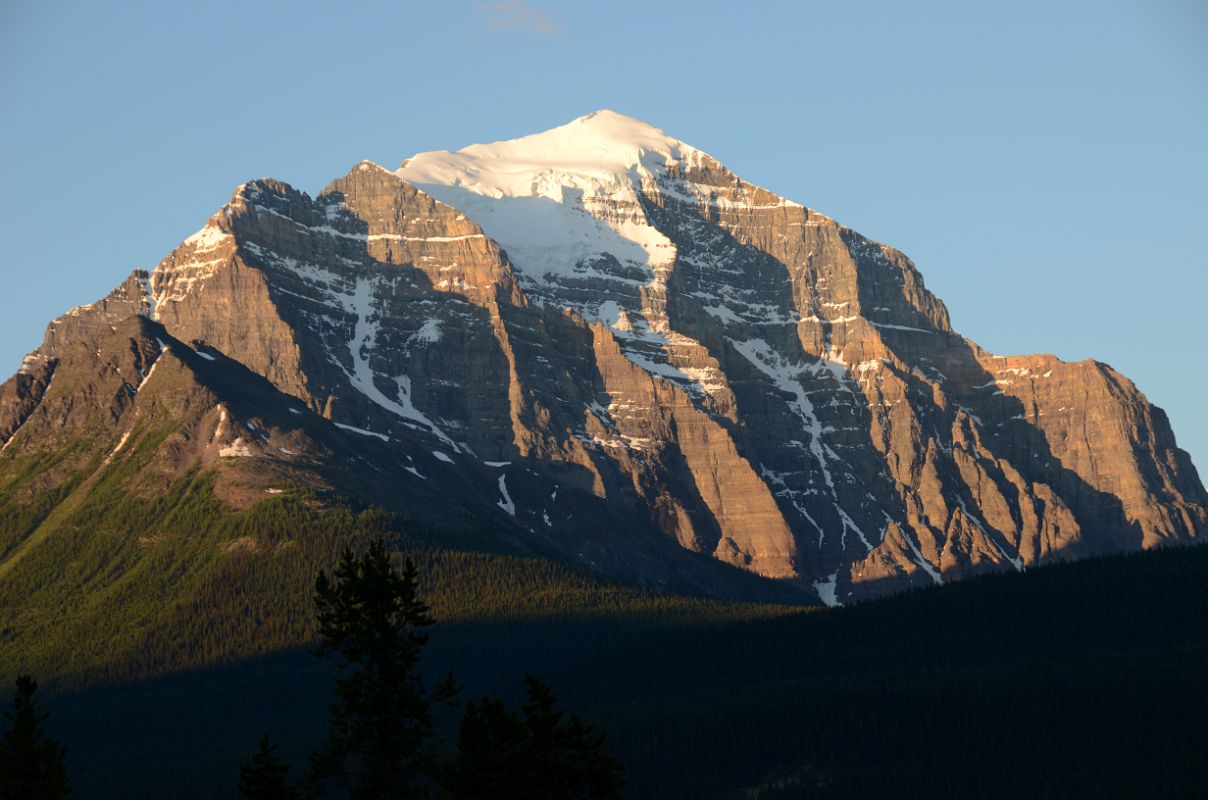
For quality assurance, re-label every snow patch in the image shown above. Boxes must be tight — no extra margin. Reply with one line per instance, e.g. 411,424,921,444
137,357,161,392
334,422,390,441
341,278,459,450
409,318,442,344
885,513,942,585
956,496,1023,572
871,322,932,334
213,406,228,442
105,430,132,463
731,337,871,552
399,110,689,291
701,304,744,324
954,404,984,427
138,273,159,320
730,338,835,491
219,437,256,458
812,572,841,607
18,353,48,375
182,221,232,252
496,474,516,516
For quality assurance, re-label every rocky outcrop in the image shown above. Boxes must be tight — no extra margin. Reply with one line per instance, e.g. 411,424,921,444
2,110,1202,603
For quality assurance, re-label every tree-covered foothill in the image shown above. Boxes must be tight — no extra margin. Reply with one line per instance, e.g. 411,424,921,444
3,445,1207,800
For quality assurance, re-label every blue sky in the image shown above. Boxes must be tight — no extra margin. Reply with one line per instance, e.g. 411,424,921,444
1,0,1205,470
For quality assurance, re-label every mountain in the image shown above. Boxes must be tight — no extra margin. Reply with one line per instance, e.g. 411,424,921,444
1,110,1203,607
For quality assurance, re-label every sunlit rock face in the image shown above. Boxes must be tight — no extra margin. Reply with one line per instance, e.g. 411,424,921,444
4,110,1203,603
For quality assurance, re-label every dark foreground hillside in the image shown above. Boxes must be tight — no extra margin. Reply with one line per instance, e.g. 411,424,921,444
585,543,1208,798
9,521,1208,799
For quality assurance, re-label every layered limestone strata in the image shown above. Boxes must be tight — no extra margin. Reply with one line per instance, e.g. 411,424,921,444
2,110,1203,603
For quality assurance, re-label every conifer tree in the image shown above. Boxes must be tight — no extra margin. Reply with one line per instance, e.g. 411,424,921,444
239,735,298,800
0,675,71,800
309,541,457,799
451,674,623,800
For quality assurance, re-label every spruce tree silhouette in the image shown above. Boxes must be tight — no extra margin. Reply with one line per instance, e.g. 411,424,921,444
451,674,623,800
239,735,298,800
309,541,457,800
0,675,71,800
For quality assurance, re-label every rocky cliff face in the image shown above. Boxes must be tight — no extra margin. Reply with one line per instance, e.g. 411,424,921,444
2,110,1203,603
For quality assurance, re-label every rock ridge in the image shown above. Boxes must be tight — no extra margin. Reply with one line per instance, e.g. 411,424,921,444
2,111,1203,603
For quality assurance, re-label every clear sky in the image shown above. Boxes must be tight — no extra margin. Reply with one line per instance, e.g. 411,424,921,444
1,0,1205,471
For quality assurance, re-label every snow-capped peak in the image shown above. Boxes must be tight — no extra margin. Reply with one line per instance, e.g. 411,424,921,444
395,110,715,296
398,109,702,196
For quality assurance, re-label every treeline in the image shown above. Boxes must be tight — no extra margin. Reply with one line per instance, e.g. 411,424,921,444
2,542,628,799
20,537,1207,799
0,465,792,691
4,443,1206,798
237,541,624,799
8,539,1208,798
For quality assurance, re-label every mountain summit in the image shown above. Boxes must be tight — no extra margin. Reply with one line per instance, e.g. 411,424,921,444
403,109,701,180
1,112,1203,604
398,109,708,296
